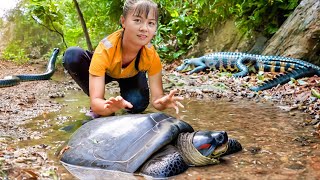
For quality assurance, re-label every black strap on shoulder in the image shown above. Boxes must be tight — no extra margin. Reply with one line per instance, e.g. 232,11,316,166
134,49,141,71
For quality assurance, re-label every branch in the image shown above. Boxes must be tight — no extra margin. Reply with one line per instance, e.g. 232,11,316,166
31,15,68,48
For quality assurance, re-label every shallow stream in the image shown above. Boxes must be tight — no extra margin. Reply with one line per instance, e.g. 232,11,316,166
21,88,320,179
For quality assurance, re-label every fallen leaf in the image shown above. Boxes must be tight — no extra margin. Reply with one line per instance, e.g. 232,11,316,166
22,169,39,179
58,146,70,157
311,88,320,99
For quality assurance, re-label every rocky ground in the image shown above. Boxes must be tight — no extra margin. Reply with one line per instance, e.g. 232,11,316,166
0,60,320,179
0,60,66,179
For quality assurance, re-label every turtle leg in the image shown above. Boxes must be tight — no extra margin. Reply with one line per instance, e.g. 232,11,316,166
139,145,189,178
221,138,243,157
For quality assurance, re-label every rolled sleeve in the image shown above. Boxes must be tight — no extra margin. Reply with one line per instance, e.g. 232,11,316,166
89,43,109,77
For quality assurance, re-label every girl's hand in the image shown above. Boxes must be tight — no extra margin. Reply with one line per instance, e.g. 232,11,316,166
103,96,133,112
154,89,184,114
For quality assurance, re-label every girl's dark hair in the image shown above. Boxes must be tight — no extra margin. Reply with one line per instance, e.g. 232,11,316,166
123,0,158,21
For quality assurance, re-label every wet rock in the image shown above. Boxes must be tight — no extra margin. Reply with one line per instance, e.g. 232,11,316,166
59,125,75,132
262,0,320,63
49,92,65,99
246,93,256,99
286,163,306,170
247,146,262,154
251,160,262,165
293,136,311,146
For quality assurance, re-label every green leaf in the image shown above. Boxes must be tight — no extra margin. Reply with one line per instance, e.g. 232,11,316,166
311,89,320,99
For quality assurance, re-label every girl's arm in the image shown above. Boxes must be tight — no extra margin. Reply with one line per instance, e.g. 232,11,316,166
89,74,132,116
148,72,184,114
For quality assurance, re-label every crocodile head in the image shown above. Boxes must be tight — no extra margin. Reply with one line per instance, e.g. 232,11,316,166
176,59,195,73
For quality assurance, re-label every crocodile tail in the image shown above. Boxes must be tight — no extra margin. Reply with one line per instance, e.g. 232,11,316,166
221,138,242,157
272,56,320,72
250,68,316,91
253,62,304,73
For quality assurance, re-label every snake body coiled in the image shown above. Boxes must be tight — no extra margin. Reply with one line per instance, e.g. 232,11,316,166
0,48,60,87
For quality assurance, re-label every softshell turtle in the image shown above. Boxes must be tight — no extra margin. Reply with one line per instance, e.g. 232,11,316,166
60,113,242,178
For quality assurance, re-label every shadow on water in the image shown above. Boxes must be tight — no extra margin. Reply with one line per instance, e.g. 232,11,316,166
21,88,320,179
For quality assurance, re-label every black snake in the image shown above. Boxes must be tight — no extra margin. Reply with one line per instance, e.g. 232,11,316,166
0,48,59,87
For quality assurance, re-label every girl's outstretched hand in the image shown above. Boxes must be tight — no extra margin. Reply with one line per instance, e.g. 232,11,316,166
154,89,184,114
103,96,133,112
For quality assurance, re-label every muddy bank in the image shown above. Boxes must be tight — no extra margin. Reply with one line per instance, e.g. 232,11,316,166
0,60,320,179
0,60,68,179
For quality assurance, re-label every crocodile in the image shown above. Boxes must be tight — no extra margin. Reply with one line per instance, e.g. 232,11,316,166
176,52,320,91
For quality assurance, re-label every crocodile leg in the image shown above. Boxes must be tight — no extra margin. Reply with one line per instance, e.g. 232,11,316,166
187,63,207,74
232,56,257,77
176,61,189,72
177,52,320,91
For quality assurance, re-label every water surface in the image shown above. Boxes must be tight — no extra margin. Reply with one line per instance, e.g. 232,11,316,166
22,90,320,180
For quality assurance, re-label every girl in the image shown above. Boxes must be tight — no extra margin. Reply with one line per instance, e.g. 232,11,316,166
63,0,183,118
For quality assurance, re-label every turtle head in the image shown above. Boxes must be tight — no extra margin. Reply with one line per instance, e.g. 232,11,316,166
176,131,229,166
192,131,228,158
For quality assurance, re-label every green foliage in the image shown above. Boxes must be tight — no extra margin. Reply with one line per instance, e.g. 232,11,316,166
2,42,30,64
154,0,300,61
231,0,300,35
0,2,61,63
28,0,68,48
28,0,64,29
1,0,300,64
311,88,320,99
0,160,8,179
154,0,236,62
71,0,121,47
154,0,201,62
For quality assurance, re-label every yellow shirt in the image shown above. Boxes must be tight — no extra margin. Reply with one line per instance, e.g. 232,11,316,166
89,29,162,78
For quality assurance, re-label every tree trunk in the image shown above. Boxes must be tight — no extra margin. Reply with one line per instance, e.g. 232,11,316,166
262,0,320,64
73,0,93,51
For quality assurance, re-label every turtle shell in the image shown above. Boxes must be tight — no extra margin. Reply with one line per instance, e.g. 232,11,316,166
60,113,193,173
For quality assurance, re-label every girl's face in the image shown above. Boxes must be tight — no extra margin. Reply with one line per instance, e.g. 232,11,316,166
121,6,157,47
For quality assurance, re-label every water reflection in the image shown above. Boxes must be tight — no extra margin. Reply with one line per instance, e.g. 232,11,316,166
22,90,320,180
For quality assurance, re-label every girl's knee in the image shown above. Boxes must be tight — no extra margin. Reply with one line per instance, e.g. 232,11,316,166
127,104,148,114
122,89,150,114
63,47,85,69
